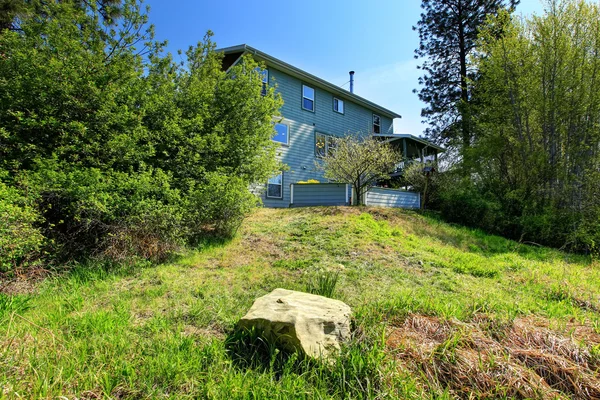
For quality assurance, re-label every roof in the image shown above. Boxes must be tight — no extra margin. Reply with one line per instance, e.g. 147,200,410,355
373,133,445,152
217,44,402,120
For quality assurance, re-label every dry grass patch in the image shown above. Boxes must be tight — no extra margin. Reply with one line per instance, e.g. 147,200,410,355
387,314,600,399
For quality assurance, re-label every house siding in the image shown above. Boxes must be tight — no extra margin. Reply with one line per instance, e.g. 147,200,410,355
291,183,348,207
262,66,394,208
365,188,420,209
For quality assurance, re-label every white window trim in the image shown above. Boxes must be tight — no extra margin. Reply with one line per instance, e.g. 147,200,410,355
302,84,315,112
333,97,344,114
266,172,284,199
273,120,290,146
373,114,381,134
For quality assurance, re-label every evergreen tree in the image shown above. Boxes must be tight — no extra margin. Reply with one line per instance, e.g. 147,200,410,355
413,0,519,150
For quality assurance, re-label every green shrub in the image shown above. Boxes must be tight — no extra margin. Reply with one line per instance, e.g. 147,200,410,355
438,178,503,233
0,176,44,272
186,172,259,239
28,162,187,262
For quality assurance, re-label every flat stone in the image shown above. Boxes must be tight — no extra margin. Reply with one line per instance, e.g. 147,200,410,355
238,288,352,360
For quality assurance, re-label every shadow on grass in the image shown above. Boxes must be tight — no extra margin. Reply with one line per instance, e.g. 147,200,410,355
224,326,304,375
224,324,386,397
54,235,235,286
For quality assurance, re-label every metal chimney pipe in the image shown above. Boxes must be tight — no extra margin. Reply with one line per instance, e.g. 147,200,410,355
349,71,355,93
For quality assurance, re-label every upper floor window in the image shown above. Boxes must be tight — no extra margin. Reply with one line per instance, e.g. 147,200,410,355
273,122,289,145
315,132,337,158
259,68,268,96
373,114,381,134
333,98,344,114
302,85,315,112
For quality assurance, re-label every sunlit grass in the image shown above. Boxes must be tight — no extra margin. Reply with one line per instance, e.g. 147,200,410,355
1,207,599,398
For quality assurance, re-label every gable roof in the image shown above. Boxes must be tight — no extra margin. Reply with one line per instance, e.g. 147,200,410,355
217,44,402,120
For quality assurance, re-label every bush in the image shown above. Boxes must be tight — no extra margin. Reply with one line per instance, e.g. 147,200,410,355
402,162,444,209
0,176,44,273
438,177,504,233
28,162,187,263
187,172,259,239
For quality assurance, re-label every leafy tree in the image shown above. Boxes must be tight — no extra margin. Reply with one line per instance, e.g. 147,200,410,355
316,134,399,206
0,0,122,31
0,0,282,265
440,0,600,254
414,0,519,151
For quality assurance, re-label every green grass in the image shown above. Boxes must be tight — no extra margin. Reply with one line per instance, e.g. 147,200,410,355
1,207,599,398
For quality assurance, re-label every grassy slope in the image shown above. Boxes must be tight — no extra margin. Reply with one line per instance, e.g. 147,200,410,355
1,207,599,399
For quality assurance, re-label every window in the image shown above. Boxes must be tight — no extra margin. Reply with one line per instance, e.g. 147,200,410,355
333,98,344,114
302,85,315,111
255,68,268,96
326,136,337,156
373,114,381,134
261,69,268,96
267,172,283,199
273,122,289,145
315,132,337,157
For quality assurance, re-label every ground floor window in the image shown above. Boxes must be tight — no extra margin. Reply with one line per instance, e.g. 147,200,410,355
267,172,283,199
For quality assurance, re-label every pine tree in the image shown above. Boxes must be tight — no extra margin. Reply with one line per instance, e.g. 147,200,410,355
413,0,519,151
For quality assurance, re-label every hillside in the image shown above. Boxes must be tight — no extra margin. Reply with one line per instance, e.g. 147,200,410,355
1,207,599,399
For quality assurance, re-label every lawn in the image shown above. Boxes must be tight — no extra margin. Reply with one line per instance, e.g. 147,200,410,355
1,207,599,399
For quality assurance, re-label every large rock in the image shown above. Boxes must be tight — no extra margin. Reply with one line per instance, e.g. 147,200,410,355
238,288,352,360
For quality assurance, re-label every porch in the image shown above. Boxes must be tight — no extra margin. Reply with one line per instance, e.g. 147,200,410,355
373,134,444,176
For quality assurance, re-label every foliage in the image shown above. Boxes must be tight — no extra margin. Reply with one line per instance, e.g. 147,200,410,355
437,175,508,235
451,0,600,254
186,172,260,239
402,161,444,209
26,161,187,262
414,0,519,150
0,0,282,266
0,173,44,272
316,134,399,205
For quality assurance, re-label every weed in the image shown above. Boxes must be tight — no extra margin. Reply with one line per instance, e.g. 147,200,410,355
306,270,340,298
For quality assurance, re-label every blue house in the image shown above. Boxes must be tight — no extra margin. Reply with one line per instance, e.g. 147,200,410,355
219,45,443,208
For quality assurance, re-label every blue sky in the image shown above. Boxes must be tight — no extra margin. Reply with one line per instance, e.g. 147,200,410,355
145,0,546,136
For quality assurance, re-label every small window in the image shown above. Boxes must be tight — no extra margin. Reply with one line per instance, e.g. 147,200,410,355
333,98,344,114
261,69,268,96
267,172,283,199
302,85,315,111
373,114,381,134
254,68,268,96
315,132,337,157
273,122,289,145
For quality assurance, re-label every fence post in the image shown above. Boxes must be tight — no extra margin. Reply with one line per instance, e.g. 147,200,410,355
345,184,349,205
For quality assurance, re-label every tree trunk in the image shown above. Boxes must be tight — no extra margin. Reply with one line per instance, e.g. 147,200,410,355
458,4,470,151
